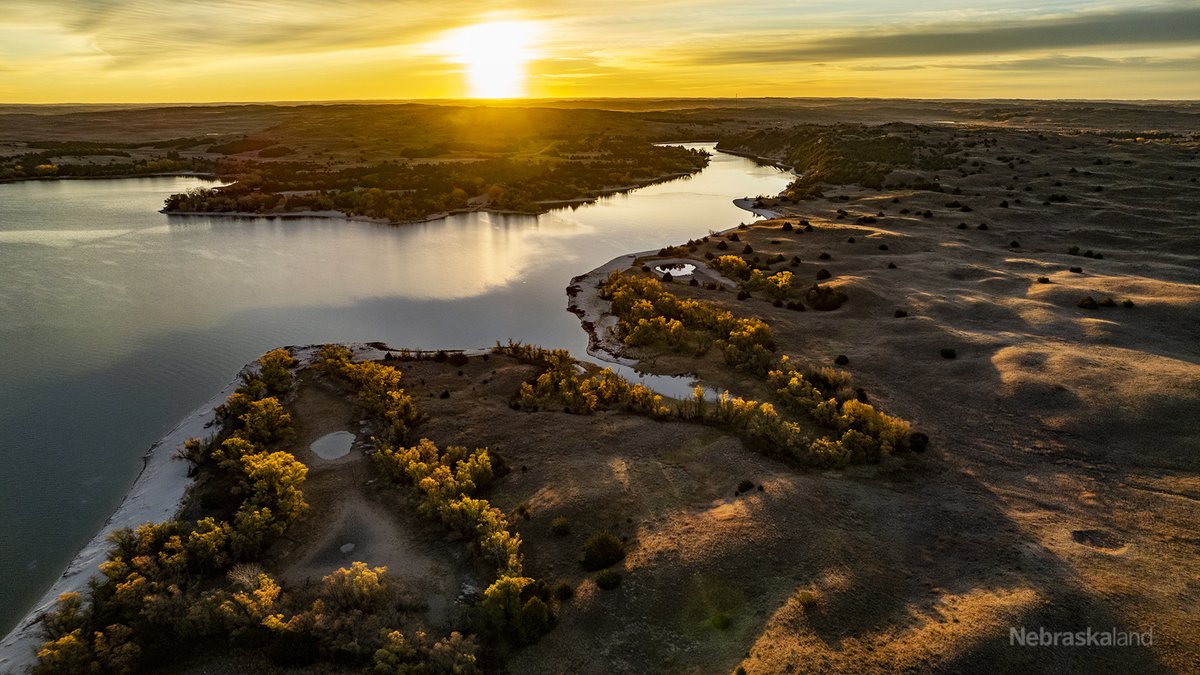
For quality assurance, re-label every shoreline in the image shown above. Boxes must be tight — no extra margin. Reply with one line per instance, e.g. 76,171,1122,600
0,371,238,672
0,171,219,185
566,244,741,366
710,146,795,173
0,341,466,673
732,197,784,219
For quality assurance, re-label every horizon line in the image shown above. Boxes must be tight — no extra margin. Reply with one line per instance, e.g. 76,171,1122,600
3,95,1199,108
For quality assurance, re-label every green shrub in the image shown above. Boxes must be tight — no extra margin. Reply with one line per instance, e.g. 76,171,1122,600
552,582,575,602
595,569,621,590
806,284,848,311
550,516,571,537
796,589,820,608
481,576,554,645
710,612,732,630
582,532,625,571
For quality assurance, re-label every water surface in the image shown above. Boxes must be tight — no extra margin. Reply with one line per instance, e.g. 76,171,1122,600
0,145,789,631
310,432,355,461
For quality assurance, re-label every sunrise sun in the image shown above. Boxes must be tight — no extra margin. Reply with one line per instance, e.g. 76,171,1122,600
441,20,540,98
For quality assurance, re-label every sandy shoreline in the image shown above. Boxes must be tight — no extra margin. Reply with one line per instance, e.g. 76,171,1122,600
733,197,783,219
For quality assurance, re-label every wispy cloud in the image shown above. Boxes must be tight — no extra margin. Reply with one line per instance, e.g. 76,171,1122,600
685,6,1200,64
950,54,1200,70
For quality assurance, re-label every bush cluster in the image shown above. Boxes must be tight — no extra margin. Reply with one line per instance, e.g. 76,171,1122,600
709,255,794,301
36,350,312,672
516,350,671,417
601,271,776,374
321,346,556,648
767,357,915,464
317,345,419,443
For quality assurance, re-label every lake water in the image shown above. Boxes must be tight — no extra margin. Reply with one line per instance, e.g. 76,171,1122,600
0,144,788,632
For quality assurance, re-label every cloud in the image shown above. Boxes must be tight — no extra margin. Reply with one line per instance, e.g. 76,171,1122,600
0,0,510,65
687,6,1200,65
949,54,1200,70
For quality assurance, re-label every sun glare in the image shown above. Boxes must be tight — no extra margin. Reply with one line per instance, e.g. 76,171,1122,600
441,20,540,98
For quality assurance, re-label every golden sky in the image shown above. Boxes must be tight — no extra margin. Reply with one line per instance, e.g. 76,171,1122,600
0,1,1197,102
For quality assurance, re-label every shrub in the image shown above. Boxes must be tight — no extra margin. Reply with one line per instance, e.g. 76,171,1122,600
581,532,625,571
239,450,309,525
796,589,820,608
894,309,908,318
239,398,294,445
710,613,732,630
909,432,930,453
711,254,750,279
321,562,390,612
834,355,849,366
595,569,621,590
1077,296,1099,309
1069,266,1083,274
1037,276,1050,284
481,576,553,645
737,479,755,494
552,582,575,602
550,517,570,537
806,284,847,311
940,348,957,359
256,348,297,395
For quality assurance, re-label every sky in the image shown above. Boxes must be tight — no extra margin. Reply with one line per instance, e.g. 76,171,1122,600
0,0,1197,102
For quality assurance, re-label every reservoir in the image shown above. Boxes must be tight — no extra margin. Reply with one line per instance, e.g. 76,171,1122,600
0,144,789,632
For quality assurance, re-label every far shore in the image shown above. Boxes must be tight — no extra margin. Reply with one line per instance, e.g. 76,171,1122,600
0,170,219,185
161,170,701,227
711,146,797,174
